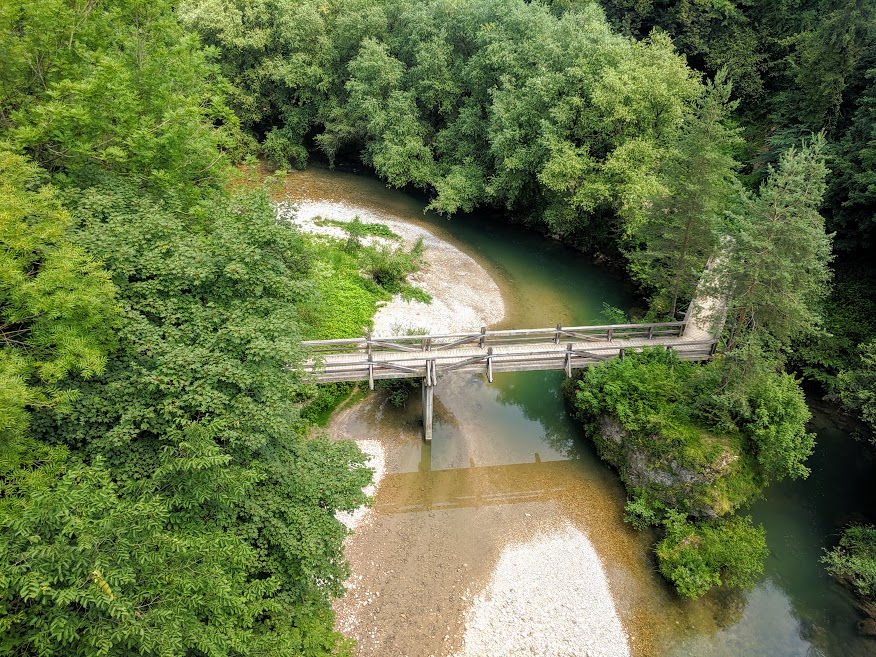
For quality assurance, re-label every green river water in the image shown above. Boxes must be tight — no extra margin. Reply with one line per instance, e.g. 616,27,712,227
283,166,876,657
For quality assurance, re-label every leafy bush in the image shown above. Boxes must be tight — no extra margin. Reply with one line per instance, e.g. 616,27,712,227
301,382,357,426
839,340,876,433
823,525,876,598
745,372,814,481
362,238,425,292
624,494,664,530
656,513,768,599
574,347,692,437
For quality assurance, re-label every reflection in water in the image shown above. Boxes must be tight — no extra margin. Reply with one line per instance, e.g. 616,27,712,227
284,166,876,657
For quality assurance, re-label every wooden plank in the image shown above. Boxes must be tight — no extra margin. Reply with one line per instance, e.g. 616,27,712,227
432,334,482,351
440,355,488,374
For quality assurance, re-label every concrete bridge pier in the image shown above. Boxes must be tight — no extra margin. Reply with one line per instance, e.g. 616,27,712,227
422,380,434,442
422,358,437,441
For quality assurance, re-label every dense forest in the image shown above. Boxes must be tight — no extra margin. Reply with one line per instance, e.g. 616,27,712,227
1,0,875,654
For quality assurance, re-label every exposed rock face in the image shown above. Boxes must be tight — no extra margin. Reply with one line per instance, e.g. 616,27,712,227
594,417,739,518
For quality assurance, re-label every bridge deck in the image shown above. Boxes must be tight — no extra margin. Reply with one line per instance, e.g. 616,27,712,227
302,322,717,385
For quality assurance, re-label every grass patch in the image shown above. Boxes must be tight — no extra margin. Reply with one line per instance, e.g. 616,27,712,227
313,215,400,240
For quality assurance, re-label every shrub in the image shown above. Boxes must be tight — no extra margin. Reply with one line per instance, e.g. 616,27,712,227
823,525,876,598
301,382,357,426
362,238,425,293
744,372,814,482
624,494,664,529
376,378,420,407
656,513,768,599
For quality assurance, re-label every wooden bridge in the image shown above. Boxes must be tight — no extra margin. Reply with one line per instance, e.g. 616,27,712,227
303,319,719,441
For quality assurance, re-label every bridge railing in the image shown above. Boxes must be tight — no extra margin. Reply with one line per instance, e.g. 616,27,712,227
303,339,718,384
302,321,687,355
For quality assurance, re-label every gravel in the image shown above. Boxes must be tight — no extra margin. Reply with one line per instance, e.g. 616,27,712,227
278,200,505,335
454,524,631,657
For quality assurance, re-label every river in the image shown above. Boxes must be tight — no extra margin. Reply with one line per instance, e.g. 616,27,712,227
280,166,876,657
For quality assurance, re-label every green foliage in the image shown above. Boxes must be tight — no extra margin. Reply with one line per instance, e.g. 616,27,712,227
376,377,420,407
745,372,815,481
0,150,117,487
0,152,117,388
789,0,875,132
823,524,876,599
181,0,706,243
0,0,242,190
575,347,687,434
574,348,760,516
301,382,358,426
314,216,399,242
792,260,876,396
12,178,372,655
623,494,664,530
656,512,768,599
599,303,629,325
572,347,810,596
301,245,384,339
360,237,431,301
299,229,431,340
629,70,741,318
839,339,876,432
721,136,833,350
0,451,260,657
826,68,876,251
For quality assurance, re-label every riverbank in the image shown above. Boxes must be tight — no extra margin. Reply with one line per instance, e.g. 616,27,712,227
279,180,633,656
281,199,504,336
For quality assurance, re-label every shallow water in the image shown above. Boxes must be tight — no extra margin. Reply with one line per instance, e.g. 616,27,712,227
281,166,876,657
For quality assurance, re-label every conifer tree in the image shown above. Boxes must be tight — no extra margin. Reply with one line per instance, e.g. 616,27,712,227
722,136,833,350
631,70,741,318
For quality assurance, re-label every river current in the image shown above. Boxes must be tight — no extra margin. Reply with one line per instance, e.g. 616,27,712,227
281,166,876,657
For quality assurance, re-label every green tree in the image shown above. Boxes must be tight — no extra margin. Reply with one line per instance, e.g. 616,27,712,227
40,179,371,655
823,524,876,599
839,339,876,431
182,0,708,243
656,512,768,599
0,150,116,460
790,0,875,132
0,450,262,657
721,136,833,350
630,70,741,318
825,69,876,251
744,371,814,481
0,0,240,189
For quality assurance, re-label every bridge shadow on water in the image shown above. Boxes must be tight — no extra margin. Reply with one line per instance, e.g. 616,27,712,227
373,368,628,520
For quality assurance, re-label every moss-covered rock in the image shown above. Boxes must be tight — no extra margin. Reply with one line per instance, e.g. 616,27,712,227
566,346,813,598
594,416,759,518
570,348,761,519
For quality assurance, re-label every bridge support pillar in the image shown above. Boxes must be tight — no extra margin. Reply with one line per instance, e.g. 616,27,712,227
421,379,434,442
